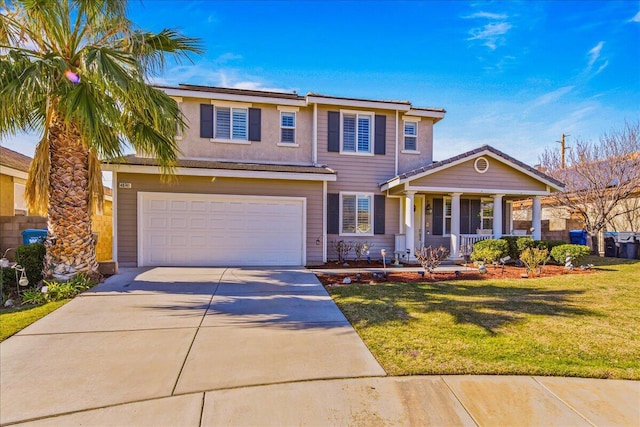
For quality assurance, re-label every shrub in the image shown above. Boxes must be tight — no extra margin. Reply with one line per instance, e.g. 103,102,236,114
354,241,371,262
329,240,354,264
550,244,592,265
20,288,46,306
516,237,535,252
470,239,509,263
15,243,46,285
1,267,18,298
42,273,95,302
520,248,549,277
500,236,520,260
415,246,449,273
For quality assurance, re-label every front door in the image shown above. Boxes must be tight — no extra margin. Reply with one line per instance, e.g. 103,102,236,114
414,195,425,249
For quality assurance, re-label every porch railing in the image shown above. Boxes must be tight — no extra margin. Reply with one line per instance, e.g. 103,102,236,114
460,234,533,256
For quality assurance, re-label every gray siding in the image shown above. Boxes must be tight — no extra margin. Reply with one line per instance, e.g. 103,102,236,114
411,158,548,191
116,173,324,266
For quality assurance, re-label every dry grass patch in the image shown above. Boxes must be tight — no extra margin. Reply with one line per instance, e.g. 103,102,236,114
325,256,639,379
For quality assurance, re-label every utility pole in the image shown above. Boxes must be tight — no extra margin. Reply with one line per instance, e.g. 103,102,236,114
557,133,570,168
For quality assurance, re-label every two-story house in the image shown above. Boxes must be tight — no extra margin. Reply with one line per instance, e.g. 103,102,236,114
104,84,563,267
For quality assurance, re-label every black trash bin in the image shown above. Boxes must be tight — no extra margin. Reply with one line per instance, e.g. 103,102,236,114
604,237,617,257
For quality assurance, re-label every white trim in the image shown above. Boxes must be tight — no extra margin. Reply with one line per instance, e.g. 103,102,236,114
0,165,28,180
406,185,551,196
322,181,327,263
338,191,374,237
380,148,563,191
474,156,490,173
112,171,118,262
402,119,419,151
279,110,296,144
339,110,374,155
312,103,318,165
161,87,306,106
277,143,300,148
306,95,411,111
402,115,422,122
102,164,337,182
169,96,183,103
401,150,421,155
404,108,446,121
209,99,252,108
210,139,251,145
137,192,307,267
394,110,399,176
277,105,300,112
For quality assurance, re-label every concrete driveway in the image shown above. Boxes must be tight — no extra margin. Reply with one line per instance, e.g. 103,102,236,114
0,267,385,425
1,267,638,426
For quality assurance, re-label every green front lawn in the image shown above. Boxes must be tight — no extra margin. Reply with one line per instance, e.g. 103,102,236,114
327,256,640,379
0,300,70,342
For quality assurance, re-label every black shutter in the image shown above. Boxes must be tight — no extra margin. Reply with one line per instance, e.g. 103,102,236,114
248,108,261,141
327,193,339,234
432,198,443,235
328,111,340,152
374,114,386,155
471,199,481,233
200,104,213,138
374,195,385,235
460,199,471,234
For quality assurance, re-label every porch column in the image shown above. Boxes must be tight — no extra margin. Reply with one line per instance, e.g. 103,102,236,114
404,191,416,257
492,194,504,238
450,192,461,258
532,196,542,240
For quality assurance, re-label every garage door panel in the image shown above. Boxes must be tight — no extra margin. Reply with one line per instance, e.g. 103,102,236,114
140,193,304,267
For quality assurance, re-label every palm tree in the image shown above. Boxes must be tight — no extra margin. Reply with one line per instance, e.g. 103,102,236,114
0,0,202,279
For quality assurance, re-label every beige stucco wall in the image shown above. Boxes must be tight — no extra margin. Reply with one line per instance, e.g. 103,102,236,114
115,173,324,267
398,117,434,174
410,157,548,192
175,97,313,165
0,174,14,216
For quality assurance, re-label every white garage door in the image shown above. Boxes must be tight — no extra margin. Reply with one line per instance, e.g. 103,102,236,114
139,192,305,267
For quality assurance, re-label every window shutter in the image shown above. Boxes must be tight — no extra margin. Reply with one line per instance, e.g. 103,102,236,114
200,104,213,138
374,114,386,155
248,108,261,141
327,193,339,234
374,195,386,235
432,198,443,235
328,111,340,152
460,199,471,234
471,199,481,233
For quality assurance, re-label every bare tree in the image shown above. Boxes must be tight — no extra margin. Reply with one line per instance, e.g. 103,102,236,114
539,121,640,254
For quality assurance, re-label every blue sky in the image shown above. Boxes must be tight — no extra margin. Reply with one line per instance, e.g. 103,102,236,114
4,0,640,167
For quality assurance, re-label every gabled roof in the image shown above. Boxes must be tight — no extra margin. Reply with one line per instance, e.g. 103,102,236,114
0,146,32,172
381,145,565,191
104,155,337,181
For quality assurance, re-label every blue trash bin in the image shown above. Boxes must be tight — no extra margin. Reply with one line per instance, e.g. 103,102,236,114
569,229,587,246
21,229,47,244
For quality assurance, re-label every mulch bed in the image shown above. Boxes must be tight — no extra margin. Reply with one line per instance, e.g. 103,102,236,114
313,262,596,287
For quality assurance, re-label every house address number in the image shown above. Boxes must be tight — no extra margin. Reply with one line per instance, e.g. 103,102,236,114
119,182,132,189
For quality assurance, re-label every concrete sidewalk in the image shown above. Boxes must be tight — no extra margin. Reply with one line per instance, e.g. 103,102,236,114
1,267,638,426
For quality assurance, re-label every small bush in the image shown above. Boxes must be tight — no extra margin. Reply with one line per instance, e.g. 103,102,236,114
516,237,535,252
500,236,520,260
415,246,449,273
329,240,354,264
1,268,18,298
520,247,549,277
550,244,592,264
41,273,95,303
20,288,46,306
15,243,46,285
470,239,509,263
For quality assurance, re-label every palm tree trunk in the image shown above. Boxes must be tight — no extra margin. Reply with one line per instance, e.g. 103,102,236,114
45,114,99,279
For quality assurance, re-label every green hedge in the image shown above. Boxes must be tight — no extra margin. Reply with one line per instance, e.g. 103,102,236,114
471,239,509,263
550,244,592,264
15,243,46,285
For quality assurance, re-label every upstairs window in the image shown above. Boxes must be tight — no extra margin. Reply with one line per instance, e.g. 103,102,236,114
341,193,373,235
404,121,417,151
216,107,248,141
342,113,372,153
280,112,296,143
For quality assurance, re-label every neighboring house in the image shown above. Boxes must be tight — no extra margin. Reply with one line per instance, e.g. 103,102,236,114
0,146,114,262
103,84,563,267
0,146,31,216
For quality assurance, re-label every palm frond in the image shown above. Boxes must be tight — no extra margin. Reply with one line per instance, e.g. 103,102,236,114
25,135,50,215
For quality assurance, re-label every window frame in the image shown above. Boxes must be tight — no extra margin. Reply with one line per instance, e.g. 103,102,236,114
339,192,374,236
279,111,296,145
479,199,494,231
209,101,252,144
340,110,374,155
402,120,419,152
443,197,452,236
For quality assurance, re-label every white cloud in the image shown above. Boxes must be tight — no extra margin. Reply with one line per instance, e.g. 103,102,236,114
464,11,508,20
468,22,512,50
581,41,608,78
527,86,575,111
587,41,604,68
630,11,640,22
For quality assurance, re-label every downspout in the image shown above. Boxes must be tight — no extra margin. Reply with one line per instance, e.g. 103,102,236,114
312,103,318,165
322,180,327,263
395,110,399,176
111,171,118,262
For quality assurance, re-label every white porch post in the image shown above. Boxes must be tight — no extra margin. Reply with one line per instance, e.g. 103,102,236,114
492,194,504,238
404,191,416,257
450,192,461,258
532,196,542,240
